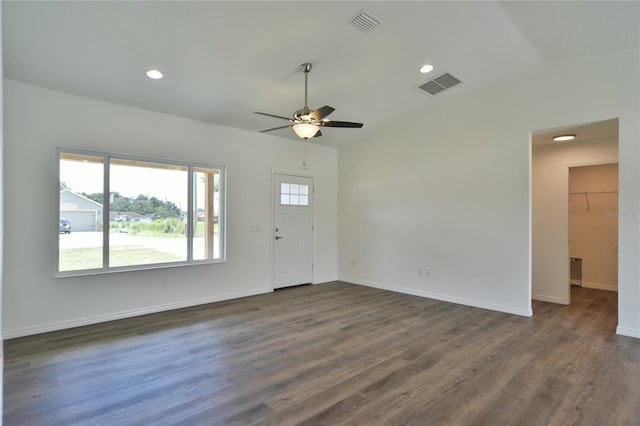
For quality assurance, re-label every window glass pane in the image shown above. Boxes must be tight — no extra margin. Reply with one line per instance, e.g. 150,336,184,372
279,181,310,207
59,153,105,271
109,159,188,267
58,149,226,275
193,167,221,261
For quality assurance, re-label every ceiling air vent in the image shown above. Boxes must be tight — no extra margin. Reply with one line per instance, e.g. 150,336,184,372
349,9,382,33
418,71,464,96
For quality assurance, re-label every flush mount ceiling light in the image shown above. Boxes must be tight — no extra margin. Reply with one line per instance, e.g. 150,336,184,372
419,64,434,74
553,134,576,142
146,69,164,79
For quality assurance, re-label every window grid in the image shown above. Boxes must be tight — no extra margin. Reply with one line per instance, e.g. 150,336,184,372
280,182,309,206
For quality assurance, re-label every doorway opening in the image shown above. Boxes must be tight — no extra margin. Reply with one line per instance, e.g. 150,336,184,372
531,118,619,307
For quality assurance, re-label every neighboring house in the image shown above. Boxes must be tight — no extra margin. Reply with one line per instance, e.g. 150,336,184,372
60,189,103,232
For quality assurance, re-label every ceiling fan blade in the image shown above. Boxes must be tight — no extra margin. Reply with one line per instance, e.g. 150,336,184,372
314,130,322,137
320,120,363,128
309,105,335,121
260,125,291,133
254,112,292,121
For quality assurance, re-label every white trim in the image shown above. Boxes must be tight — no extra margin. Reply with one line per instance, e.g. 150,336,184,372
3,287,272,339
532,293,569,305
340,276,533,317
581,281,618,292
527,132,533,308
616,325,640,339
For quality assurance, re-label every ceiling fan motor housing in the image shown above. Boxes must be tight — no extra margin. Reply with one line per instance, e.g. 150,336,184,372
294,108,313,121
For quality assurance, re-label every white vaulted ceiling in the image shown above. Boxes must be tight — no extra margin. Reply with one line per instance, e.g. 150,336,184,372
3,1,638,148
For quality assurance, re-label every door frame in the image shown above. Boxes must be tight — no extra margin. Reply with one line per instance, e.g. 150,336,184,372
530,120,619,309
271,170,315,289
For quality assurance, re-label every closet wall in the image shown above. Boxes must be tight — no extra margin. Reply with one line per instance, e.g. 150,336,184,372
569,163,619,291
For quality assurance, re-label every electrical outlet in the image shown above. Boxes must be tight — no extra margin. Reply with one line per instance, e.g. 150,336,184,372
161,277,169,287
417,266,431,278
350,258,356,267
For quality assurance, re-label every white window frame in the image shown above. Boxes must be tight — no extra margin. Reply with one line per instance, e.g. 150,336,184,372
56,148,226,277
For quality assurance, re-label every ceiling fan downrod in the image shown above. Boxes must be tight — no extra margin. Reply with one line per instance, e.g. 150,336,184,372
299,63,312,118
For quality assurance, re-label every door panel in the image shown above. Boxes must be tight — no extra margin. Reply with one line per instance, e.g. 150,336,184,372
274,174,314,288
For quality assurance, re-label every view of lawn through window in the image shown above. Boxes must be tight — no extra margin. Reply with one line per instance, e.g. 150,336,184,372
58,150,224,275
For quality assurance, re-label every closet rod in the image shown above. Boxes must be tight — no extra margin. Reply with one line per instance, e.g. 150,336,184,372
569,191,618,195
570,190,617,210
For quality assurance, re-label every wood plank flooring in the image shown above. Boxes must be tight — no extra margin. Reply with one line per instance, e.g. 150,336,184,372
3,282,639,425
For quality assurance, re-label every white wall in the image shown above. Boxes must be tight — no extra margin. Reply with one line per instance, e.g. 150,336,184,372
1,2,5,418
533,141,618,304
569,164,618,291
2,79,338,338
338,49,640,338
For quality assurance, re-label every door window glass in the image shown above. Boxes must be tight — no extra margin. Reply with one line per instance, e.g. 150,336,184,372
280,182,309,206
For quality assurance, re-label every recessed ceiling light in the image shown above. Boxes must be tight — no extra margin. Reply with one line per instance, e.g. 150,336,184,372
146,69,164,79
419,64,434,74
553,134,576,142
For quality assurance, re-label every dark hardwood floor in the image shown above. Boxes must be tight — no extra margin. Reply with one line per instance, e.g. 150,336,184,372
3,282,639,425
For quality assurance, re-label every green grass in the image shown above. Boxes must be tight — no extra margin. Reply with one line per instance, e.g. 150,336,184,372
59,247,103,271
109,222,217,238
110,229,186,238
59,246,184,271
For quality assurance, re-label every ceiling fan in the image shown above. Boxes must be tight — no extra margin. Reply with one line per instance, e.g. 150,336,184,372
255,63,363,140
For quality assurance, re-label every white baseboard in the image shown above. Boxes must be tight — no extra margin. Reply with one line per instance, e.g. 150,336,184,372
616,325,640,339
313,276,338,285
582,281,618,292
532,293,568,305
3,287,273,339
339,276,532,317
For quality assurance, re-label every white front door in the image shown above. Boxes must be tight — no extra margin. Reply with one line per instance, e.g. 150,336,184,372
273,174,314,289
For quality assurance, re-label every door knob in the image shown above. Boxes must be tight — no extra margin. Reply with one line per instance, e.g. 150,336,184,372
275,236,283,240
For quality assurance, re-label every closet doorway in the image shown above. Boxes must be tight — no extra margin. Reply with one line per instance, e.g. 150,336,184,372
569,163,619,292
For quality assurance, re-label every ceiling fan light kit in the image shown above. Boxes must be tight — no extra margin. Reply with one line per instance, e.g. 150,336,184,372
292,123,320,139
255,62,363,140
